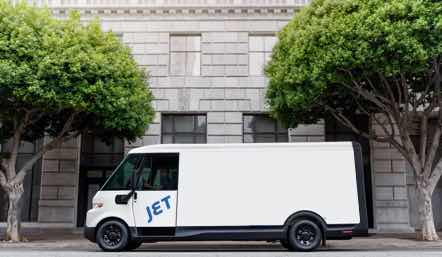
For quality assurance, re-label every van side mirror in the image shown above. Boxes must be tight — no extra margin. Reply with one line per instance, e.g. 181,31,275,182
115,191,134,205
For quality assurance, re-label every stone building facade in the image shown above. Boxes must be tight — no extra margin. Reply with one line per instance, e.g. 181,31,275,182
3,0,438,233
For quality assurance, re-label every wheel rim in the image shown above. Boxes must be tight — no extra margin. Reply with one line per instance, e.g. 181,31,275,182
295,223,316,247
102,224,123,247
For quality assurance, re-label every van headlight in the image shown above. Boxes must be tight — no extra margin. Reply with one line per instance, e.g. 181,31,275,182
93,202,103,209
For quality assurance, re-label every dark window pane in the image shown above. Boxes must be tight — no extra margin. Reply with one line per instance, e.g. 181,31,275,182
277,133,289,142
243,134,254,143
254,134,276,143
162,115,174,133
196,115,206,133
162,135,174,144
138,155,179,191
161,114,207,144
175,135,196,143
243,114,288,143
195,135,206,143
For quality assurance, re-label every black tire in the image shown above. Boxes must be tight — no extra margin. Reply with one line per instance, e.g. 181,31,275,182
125,240,143,251
287,219,322,251
96,220,130,251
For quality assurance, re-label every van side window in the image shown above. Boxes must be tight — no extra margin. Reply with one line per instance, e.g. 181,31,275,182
102,154,142,190
136,154,179,191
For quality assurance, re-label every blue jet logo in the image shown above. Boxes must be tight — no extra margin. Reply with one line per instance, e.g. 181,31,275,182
146,195,172,223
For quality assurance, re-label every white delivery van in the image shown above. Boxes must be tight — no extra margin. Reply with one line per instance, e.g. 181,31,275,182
84,142,363,252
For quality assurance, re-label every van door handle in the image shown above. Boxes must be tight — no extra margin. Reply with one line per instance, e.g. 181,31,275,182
134,192,138,200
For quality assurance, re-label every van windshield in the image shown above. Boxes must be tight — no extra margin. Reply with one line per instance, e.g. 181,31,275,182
102,154,142,190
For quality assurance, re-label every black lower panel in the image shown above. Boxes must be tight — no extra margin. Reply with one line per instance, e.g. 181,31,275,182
137,227,176,236
135,226,286,241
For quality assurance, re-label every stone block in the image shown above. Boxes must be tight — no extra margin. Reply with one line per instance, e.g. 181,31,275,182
290,124,325,136
154,99,169,111
41,173,77,187
199,99,211,110
226,136,243,143
376,207,410,224
211,77,240,88
146,123,161,135
60,160,77,173
207,124,242,135
38,206,74,223
143,135,161,145
225,65,248,77
290,136,308,142
225,112,242,123
201,43,225,54
43,160,59,172
44,148,78,160
394,186,408,200
58,187,76,200
307,136,325,142
375,173,406,186
204,88,225,99
225,88,246,99
146,65,168,77
185,77,210,88
224,43,248,54
207,136,226,144
201,66,225,76
376,187,394,200
373,160,392,173
211,100,226,110
40,186,58,200
207,112,225,123
392,160,406,173
373,148,404,160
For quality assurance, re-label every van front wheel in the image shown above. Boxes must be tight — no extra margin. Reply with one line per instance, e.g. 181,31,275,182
96,220,129,251
287,219,322,251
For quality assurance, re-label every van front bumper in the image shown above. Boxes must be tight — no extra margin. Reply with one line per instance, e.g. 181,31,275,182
84,226,96,243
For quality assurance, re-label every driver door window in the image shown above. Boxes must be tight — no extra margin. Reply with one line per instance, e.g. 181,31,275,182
136,154,179,191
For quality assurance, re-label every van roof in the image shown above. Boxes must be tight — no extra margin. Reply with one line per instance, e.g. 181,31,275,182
128,142,354,154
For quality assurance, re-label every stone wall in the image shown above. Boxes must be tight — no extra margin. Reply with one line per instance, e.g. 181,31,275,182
38,137,80,224
370,116,413,232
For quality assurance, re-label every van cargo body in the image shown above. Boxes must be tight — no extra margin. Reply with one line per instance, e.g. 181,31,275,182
84,142,363,251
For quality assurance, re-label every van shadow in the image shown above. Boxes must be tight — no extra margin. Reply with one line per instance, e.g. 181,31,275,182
130,243,366,252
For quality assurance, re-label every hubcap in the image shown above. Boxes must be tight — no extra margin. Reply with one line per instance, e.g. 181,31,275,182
295,224,316,246
102,224,122,247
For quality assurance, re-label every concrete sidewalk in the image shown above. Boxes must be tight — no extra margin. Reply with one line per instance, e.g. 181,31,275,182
0,229,442,252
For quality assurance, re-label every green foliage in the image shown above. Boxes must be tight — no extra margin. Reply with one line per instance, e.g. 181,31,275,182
266,0,442,127
0,1,154,143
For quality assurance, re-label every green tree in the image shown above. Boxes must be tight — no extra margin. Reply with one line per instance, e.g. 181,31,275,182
266,0,442,240
0,1,154,241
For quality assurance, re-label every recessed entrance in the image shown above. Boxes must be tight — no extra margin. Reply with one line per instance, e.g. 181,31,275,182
77,133,124,227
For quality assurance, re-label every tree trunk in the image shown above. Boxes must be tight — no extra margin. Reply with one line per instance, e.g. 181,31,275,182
416,185,439,241
4,182,24,242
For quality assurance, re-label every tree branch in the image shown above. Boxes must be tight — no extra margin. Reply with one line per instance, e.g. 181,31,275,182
11,112,79,185
7,110,33,180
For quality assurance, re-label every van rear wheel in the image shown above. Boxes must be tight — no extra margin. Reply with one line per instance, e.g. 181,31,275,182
287,219,322,251
96,220,129,251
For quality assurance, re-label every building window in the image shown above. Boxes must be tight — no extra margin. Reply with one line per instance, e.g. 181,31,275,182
170,35,201,76
243,114,288,143
162,114,207,143
248,35,277,76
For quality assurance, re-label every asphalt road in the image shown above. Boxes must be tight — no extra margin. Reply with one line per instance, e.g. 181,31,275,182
1,249,442,257
1,242,442,257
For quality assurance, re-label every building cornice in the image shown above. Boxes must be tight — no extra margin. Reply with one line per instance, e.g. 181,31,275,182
15,0,309,17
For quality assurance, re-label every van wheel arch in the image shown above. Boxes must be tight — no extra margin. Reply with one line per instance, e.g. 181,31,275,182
95,217,132,240
284,211,327,246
